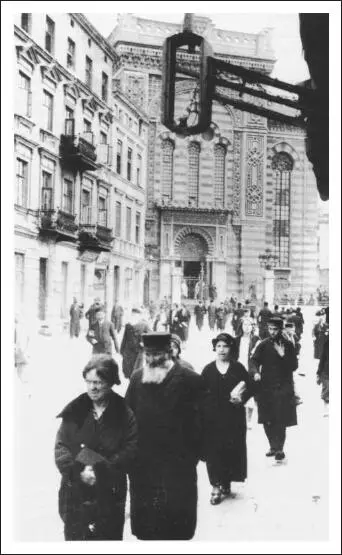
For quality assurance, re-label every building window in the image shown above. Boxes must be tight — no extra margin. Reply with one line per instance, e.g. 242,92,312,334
116,140,122,174
100,132,107,145
16,158,28,207
45,16,55,54
214,144,226,204
67,38,76,70
272,152,293,267
85,56,92,89
101,72,108,102
115,201,121,237
18,71,31,117
161,139,174,200
81,189,91,223
41,171,53,210
43,90,54,132
83,119,92,133
135,212,141,244
63,179,74,214
21,13,31,33
15,253,25,307
136,154,142,186
126,207,132,241
127,147,132,181
98,196,107,227
188,142,200,205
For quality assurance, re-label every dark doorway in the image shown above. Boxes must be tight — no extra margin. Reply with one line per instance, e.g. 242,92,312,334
183,260,201,300
38,258,48,320
113,265,120,303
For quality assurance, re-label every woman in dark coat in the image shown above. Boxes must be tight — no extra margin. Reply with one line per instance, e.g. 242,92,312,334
55,355,137,541
176,304,191,343
201,333,254,505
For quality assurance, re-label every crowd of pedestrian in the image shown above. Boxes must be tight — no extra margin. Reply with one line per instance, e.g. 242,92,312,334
14,291,329,541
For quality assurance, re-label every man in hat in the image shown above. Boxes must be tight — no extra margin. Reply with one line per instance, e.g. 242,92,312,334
257,302,273,339
85,298,104,330
126,333,206,540
194,300,207,332
120,308,151,380
251,317,298,461
232,302,245,335
86,307,119,355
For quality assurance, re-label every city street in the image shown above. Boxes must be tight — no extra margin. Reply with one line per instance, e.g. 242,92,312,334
14,308,329,542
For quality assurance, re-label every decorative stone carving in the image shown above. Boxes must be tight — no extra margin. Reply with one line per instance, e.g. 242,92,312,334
233,131,242,216
125,73,146,109
174,226,215,256
245,135,264,217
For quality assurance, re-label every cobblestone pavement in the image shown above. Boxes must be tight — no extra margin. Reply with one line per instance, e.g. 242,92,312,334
13,308,329,543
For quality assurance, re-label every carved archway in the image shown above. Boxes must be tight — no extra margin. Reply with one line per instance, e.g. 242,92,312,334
174,226,214,257
268,141,301,170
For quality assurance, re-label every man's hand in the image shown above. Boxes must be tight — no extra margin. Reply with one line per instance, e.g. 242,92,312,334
254,373,261,382
80,465,96,486
230,396,242,405
273,343,285,357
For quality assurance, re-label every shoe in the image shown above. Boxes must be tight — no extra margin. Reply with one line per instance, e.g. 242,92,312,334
210,487,222,505
275,451,285,461
220,485,231,497
266,449,276,457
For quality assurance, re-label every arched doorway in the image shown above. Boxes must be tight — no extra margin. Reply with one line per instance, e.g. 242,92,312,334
176,233,211,300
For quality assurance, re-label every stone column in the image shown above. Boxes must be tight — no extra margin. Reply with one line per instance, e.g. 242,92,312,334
263,269,275,305
171,266,182,305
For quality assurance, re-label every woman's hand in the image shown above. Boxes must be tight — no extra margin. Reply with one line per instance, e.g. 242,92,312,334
80,465,96,486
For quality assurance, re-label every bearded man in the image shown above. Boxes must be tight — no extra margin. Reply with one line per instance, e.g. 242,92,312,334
125,333,206,540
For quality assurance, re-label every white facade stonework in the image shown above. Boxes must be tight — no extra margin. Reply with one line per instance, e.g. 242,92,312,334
108,14,320,304
14,13,148,330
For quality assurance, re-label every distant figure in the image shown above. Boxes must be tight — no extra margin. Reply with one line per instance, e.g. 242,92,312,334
181,280,188,299
194,300,207,331
85,298,104,330
69,297,82,339
232,303,244,335
308,293,315,305
176,304,191,344
257,302,273,339
86,307,119,356
317,324,329,417
209,284,217,301
207,300,217,332
120,308,151,380
153,306,169,332
216,302,228,331
15,315,30,383
111,302,124,333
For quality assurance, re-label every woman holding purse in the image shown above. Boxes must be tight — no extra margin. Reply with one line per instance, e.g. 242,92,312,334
201,333,254,505
55,355,137,540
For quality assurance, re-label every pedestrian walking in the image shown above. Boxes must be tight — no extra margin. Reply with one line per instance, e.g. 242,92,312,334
110,302,124,334
69,297,82,339
235,318,261,429
55,354,137,540
316,307,329,417
125,333,206,540
201,333,254,505
257,302,273,339
120,308,151,380
85,298,104,330
216,301,228,331
14,314,30,388
251,317,298,461
194,300,207,331
208,300,217,332
176,304,191,345
153,305,169,332
86,307,119,355
232,302,245,335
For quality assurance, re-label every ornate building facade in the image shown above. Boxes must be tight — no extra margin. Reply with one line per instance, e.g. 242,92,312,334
14,13,148,330
108,14,320,304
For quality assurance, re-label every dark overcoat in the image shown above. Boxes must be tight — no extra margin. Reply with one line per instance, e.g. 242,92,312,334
55,391,137,540
120,320,151,379
201,361,254,484
86,320,119,355
251,337,298,427
125,363,206,540
175,309,191,342
215,307,228,331
194,304,207,329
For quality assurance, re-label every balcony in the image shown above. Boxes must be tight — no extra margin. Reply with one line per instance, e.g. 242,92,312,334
60,120,98,172
38,209,78,242
78,207,113,252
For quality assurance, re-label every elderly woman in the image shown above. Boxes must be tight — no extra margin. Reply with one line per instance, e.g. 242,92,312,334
55,355,137,541
201,333,254,505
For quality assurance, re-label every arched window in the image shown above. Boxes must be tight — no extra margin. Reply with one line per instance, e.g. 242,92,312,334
161,139,174,200
272,152,294,267
188,142,200,205
214,144,226,204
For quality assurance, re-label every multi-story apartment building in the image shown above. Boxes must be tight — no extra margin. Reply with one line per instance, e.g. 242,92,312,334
109,14,320,304
14,13,148,330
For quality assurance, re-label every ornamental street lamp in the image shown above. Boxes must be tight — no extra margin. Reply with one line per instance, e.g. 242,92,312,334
258,249,278,305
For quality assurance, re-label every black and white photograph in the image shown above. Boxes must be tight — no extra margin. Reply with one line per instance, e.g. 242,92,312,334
1,1,341,553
